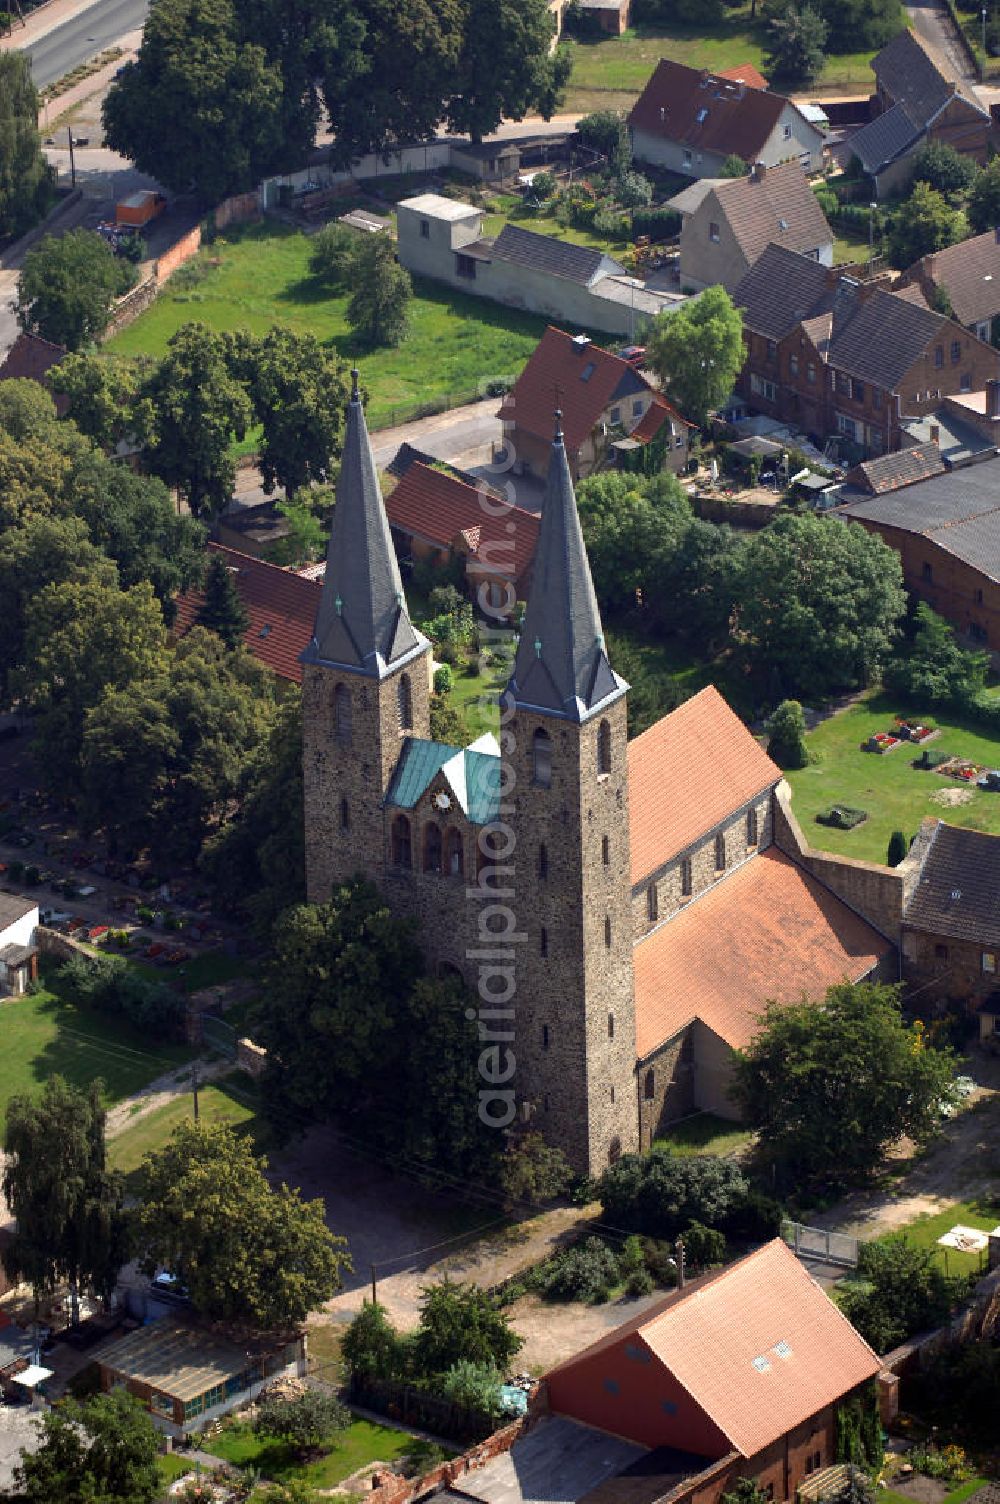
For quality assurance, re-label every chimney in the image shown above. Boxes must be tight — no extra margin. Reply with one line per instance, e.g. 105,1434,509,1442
988,378,1000,419
929,423,940,444
751,161,766,183
675,1236,686,1289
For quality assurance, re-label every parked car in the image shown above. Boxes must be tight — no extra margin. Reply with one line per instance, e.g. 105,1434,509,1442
151,1270,189,1303
68,883,97,899
40,908,72,927
616,345,647,370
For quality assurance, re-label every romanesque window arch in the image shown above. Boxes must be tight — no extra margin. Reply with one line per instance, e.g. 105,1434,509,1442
644,1068,655,1100
602,835,610,866
540,926,549,957
747,806,759,847
647,884,658,923
423,822,442,873
538,843,548,879
533,728,552,787
608,1012,615,1039
715,831,726,870
339,797,350,832
334,683,352,743
391,815,412,869
446,827,464,876
398,674,412,732
608,1136,622,1164
604,916,612,948
597,718,612,776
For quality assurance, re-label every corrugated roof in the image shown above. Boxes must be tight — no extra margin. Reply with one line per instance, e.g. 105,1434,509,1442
905,822,1000,943
848,101,921,173
628,686,779,882
492,224,619,286
633,846,893,1056
96,1319,278,1403
634,1240,881,1457
173,544,320,683
710,161,833,266
500,326,651,451
386,461,539,583
630,59,815,161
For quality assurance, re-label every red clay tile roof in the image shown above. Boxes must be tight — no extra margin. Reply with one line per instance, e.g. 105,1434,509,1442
572,1239,881,1458
386,461,539,584
628,686,779,883
0,332,70,414
499,326,652,452
633,846,893,1056
630,392,693,444
173,543,320,683
718,62,769,91
629,59,801,161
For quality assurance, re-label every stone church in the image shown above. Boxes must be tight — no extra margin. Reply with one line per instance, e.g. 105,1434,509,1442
301,378,896,1175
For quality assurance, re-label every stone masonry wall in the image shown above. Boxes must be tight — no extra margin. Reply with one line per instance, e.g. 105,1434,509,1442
638,1026,695,1147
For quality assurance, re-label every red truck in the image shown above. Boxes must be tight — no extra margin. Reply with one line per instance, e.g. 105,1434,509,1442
115,191,167,228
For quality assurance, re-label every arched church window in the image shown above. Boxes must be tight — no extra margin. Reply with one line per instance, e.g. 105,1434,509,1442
715,831,726,871
391,815,412,869
398,674,412,732
644,1069,655,1100
747,806,759,847
602,835,610,865
647,884,658,922
446,827,464,876
604,916,612,948
339,798,350,832
533,728,552,788
597,718,612,776
334,683,352,743
538,843,548,879
423,823,442,873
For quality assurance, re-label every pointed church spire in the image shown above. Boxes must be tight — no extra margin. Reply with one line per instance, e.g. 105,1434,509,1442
302,371,426,678
507,413,626,722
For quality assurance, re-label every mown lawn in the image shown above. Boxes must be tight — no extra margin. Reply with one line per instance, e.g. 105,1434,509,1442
0,984,193,1145
785,690,1000,863
562,10,875,112
482,195,631,258
446,654,505,739
107,1073,259,1189
882,1485,992,1504
106,221,567,429
889,1195,1000,1278
653,1112,754,1158
202,1416,419,1488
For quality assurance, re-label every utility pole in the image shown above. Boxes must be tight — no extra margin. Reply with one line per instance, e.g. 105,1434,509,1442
66,127,76,189
191,1062,200,1122
370,1264,377,1304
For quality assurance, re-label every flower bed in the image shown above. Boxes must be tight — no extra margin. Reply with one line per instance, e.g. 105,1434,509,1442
895,717,937,743
864,731,901,753
937,756,983,783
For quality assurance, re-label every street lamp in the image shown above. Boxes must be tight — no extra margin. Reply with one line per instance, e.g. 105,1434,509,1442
869,201,878,266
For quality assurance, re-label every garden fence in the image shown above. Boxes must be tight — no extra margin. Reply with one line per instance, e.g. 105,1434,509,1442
782,1220,859,1268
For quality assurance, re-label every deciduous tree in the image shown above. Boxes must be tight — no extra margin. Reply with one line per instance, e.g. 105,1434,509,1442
732,982,957,1188
908,140,978,201
346,236,412,347
646,286,744,425
254,1391,350,1458
48,352,147,452
967,155,1000,234
413,1279,522,1375
887,181,963,269
7,1391,160,1504
132,1121,350,1329
0,53,54,240
838,1236,958,1351
16,229,135,350
446,0,572,143
243,327,351,495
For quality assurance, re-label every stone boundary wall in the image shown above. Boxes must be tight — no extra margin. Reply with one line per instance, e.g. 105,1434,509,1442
881,1262,1000,1377
236,1038,267,1078
104,275,158,338
214,191,261,230
35,924,93,963
367,1414,535,1504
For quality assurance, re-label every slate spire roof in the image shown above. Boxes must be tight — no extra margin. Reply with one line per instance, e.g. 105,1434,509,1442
507,414,626,722
302,371,427,679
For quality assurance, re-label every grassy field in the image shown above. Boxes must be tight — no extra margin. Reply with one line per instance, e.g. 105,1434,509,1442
653,1112,754,1157
890,1195,1000,1277
203,1416,420,1488
785,691,1000,863
0,983,192,1144
882,1484,992,1504
107,1074,258,1188
562,12,875,113
106,222,567,429
482,194,631,258
833,225,875,266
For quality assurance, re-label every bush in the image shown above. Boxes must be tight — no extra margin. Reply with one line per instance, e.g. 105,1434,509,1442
598,1147,752,1240
630,205,681,241
538,1237,622,1303
55,953,184,1037
886,830,907,867
439,1359,504,1418
254,1390,350,1457
680,1221,726,1270
625,1267,655,1297
342,1300,408,1380
838,1237,962,1352
815,804,867,830
766,699,808,769
639,1236,678,1287
309,222,359,290
433,664,454,695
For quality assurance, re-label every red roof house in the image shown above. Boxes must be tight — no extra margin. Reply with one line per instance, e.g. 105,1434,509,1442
173,544,320,683
0,332,70,415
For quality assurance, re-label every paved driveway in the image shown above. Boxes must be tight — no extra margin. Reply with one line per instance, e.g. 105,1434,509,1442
0,1411,42,1494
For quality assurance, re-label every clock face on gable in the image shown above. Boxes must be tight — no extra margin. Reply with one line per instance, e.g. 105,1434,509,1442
433,791,452,810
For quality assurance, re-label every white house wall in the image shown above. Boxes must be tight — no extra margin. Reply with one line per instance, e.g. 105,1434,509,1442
633,107,824,179
0,907,38,955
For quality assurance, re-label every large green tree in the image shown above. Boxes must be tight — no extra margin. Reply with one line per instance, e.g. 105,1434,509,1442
6,1392,160,1504
142,322,253,516
838,1236,957,1352
818,0,903,51
197,551,251,648
0,52,54,240
646,286,744,425
446,0,572,143
243,327,351,495
16,578,167,795
764,3,828,84
48,352,148,452
732,982,957,1189
131,1121,349,1329
887,181,963,269
2,1077,127,1326
907,140,978,202
346,236,412,347
885,600,990,708
967,155,1000,235
16,229,135,350
102,0,286,201
732,512,905,698
413,1279,523,1376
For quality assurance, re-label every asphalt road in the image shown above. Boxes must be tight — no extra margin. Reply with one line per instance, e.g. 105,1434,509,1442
24,0,148,88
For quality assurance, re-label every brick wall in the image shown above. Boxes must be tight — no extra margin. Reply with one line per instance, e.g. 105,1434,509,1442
157,224,203,283
900,926,996,1008
367,1416,534,1504
214,191,261,230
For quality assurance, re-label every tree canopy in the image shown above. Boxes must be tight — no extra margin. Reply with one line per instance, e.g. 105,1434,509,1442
646,286,744,425
732,982,957,1189
0,52,54,240
16,230,135,350
413,1279,523,1376
132,1120,350,1329
967,155,1000,235
197,552,251,648
838,1236,959,1352
243,326,351,494
445,0,572,143
887,181,964,269
764,4,828,84
6,1391,160,1504
347,235,413,347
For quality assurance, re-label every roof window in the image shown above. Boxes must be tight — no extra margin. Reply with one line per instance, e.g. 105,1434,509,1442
773,1340,792,1359
580,362,595,381
696,107,709,124
752,1355,771,1373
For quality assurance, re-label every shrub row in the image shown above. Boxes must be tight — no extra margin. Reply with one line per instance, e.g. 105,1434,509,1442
56,952,185,1037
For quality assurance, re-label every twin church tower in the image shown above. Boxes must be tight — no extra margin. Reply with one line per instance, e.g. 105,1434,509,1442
301,376,640,1173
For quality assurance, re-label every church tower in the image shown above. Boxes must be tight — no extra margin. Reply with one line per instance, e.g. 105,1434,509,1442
301,373,432,902
504,416,639,1175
